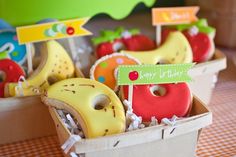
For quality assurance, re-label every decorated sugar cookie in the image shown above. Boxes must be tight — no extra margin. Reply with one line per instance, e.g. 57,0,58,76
5,40,75,97
42,78,126,138
183,28,215,62
92,27,156,58
0,30,27,65
162,19,216,63
122,32,192,64
0,59,25,97
120,83,192,122
90,53,140,91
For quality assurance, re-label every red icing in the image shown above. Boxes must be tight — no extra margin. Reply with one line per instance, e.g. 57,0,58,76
122,83,191,122
95,34,156,58
0,59,25,97
96,39,123,58
122,34,156,51
183,31,211,62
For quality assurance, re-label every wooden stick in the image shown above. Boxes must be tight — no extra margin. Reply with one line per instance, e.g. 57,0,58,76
26,43,33,75
156,25,162,46
128,85,133,106
67,38,77,61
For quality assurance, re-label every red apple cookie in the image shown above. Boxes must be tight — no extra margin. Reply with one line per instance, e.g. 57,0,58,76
183,28,214,62
121,83,192,122
0,59,25,97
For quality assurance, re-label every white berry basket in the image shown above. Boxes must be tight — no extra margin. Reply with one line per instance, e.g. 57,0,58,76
49,96,212,157
189,49,226,104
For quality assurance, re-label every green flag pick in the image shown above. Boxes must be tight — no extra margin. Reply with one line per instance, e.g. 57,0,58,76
117,63,194,85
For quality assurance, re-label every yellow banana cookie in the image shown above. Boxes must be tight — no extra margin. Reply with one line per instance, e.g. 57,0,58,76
122,32,193,64
42,78,126,138
5,40,75,97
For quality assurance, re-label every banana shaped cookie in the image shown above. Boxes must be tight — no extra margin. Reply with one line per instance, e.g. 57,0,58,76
5,40,75,97
42,78,126,138
122,32,193,64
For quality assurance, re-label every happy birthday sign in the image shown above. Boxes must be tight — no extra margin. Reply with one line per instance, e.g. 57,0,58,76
117,64,193,85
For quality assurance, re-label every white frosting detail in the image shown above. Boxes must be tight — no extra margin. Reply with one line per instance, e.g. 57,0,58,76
112,42,124,51
123,100,145,131
121,30,132,39
188,26,199,36
0,42,14,53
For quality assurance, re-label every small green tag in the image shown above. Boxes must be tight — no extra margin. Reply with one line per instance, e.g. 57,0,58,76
117,64,194,85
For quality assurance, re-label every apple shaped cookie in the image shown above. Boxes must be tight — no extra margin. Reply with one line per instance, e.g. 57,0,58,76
90,53,140,91
122,32,192,64
5,40,75,97
183,28,215,62
120,83,192,122
0,59,25,97
42,78,126,138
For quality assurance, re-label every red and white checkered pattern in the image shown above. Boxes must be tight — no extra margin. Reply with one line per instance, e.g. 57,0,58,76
196,52,236,157
0,136,63,157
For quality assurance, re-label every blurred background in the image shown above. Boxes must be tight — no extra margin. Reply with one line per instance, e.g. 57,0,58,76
134,0,236,48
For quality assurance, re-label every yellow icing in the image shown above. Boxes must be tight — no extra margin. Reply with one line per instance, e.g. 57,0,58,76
122,32,193,64
5,40,75,97
43,78,125,138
